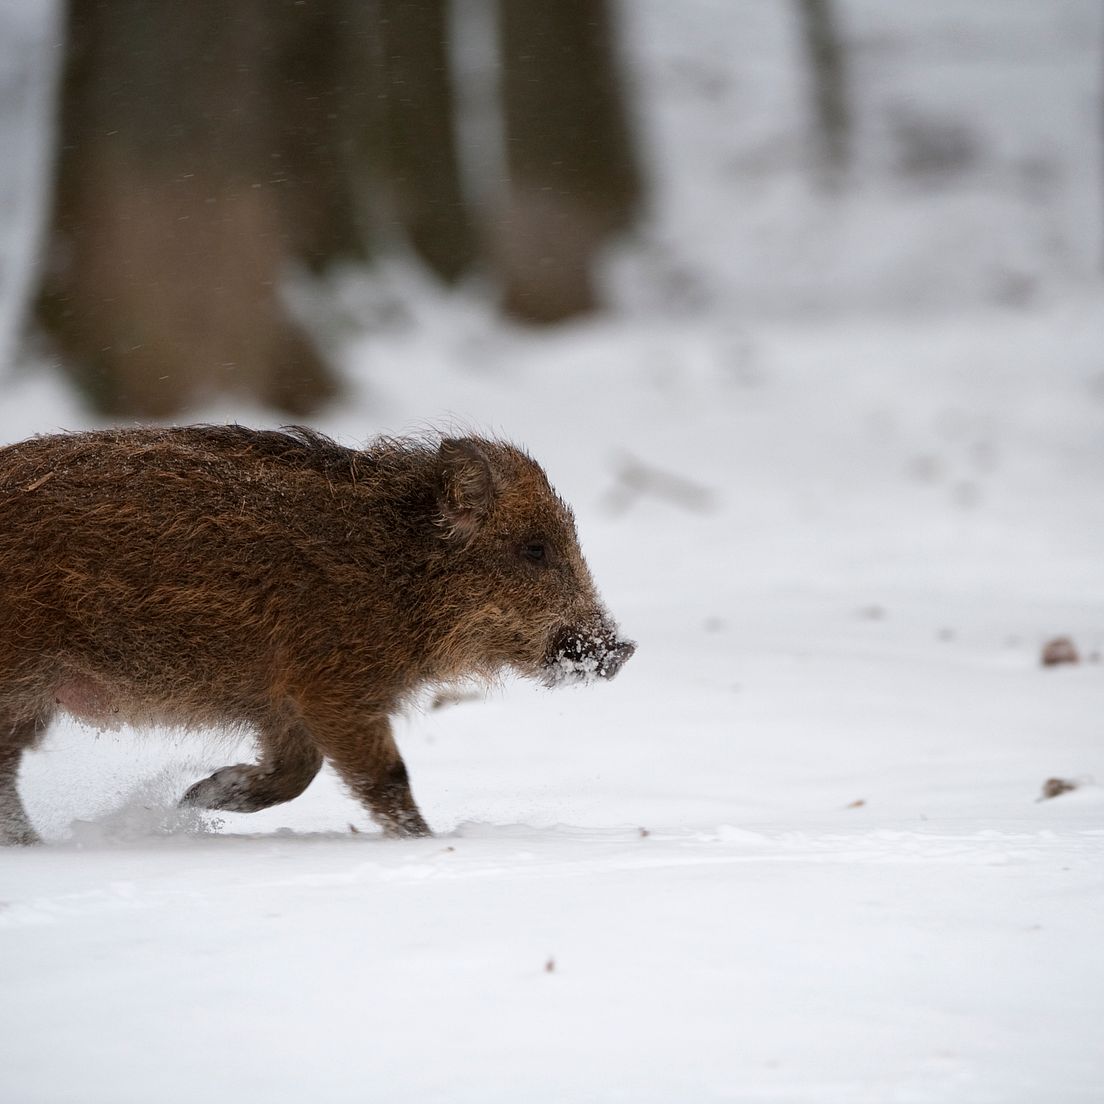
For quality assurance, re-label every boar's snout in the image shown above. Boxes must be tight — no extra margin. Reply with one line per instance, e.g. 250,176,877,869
544,626,636,687
598,638,636,679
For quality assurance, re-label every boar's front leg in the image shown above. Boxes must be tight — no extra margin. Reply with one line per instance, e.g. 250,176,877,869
0,718,41,846
308,714,431,839
179,718,323,814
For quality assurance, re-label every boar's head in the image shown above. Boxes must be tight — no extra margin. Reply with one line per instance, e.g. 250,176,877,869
433,437,635,687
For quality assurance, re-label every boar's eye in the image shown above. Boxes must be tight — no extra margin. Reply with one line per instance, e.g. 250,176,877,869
521,541,547,564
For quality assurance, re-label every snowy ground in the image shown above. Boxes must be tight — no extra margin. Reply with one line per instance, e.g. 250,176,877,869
2,2,1104,1102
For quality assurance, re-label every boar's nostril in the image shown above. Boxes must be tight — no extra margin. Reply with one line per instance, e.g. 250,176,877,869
598,639,636,679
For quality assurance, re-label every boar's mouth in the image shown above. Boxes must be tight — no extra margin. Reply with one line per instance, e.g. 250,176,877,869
542,627,636,688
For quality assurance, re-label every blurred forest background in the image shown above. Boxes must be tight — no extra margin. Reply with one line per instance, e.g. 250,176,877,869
0,0,1100,416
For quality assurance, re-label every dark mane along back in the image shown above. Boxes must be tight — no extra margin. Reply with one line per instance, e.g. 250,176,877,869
1,425,436,498
163,424,364,483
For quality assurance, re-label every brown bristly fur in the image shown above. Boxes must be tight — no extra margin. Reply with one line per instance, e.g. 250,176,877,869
0,425,634,843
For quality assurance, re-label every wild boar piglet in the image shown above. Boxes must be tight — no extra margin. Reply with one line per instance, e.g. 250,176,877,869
0,426,634,844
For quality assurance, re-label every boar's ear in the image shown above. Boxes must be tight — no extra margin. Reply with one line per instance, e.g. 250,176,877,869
436,438,495,542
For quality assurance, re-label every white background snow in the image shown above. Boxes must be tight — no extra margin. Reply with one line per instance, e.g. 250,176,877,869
1,2,1102,1102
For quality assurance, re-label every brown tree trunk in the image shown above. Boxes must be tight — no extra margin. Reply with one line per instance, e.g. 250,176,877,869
377,0,476,284
796,0,850,187
273,0,376,274
496,0,643,323
36,0,340,417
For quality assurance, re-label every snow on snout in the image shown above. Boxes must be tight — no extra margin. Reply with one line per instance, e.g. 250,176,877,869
544,628,636,687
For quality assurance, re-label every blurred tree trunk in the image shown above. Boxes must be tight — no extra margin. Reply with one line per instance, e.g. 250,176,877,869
496,0,643,323
274,0,376,274
378,0,476,283
796,0,850,186
36,0,343,417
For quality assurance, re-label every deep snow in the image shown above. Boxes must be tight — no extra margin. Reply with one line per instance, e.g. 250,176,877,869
2,1,1104,1102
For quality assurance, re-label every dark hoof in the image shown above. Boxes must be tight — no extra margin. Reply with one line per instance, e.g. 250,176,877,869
0,823,42,846
378,810,433,839
179,765,258,812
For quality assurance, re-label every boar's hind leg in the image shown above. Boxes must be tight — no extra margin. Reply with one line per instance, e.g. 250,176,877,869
0,720,41,846
310,715,431,839
179,720,323,813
